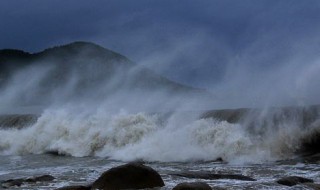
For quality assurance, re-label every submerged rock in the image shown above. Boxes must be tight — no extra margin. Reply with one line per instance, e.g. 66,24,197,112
172,182,212,190
91,162,164,190
276,176,314,186
1,174,55,188
45,150,70,156
171,171,256,181
302,183,320,190
26,174,55,182
1,179,24,188
55,185,91,190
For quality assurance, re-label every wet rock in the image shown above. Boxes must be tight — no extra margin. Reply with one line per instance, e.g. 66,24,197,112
299,130,320,157
1,174,55,188
171,171,256,181
302,183,320,190
276,176,314,186
26,174,55,182
214,157,224,162
45,150,69,156
55,185,91,190
173,182,212,190
91,162,165,190
1,179,24,188
302,153,320,164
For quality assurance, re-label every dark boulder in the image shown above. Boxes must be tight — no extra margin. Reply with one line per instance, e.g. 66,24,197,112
302,183,320,190
302,153,320,164
171,171,256,181
55,185,91,190
172,182,212,190
45,150,69,156
276,176,313,186
91,162,165,190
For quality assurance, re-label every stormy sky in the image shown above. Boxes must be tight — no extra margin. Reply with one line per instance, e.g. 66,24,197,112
1,0,320,107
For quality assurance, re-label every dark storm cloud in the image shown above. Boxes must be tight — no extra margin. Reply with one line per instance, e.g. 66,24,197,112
0,1,105,51
2,1,319,52
1,0,320,99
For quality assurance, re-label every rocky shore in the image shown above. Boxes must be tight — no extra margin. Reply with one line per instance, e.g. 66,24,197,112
1,162,320,190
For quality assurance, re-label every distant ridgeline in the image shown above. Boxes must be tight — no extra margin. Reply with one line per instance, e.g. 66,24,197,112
0,42,210,108
0,42,204,93
201,105,320,127
0,42,131,83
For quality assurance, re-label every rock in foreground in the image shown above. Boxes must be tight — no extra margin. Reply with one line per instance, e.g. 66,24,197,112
173,182,212,190
91,162,165,190
55,185,91,190
276,176,314,186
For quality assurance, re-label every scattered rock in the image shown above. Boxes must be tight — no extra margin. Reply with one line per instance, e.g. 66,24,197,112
1,174,55,188
171,171,256,181
173,182,212,190
214,157,224,162
91,162,165,190
1,179,24,188
55,185,91,190
26,174,55,182
276,176,313,186
45,150,69,156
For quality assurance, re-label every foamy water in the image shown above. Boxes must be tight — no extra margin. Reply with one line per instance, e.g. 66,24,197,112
0,108,316,164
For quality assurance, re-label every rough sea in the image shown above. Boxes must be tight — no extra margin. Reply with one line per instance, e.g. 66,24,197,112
0,108,319,189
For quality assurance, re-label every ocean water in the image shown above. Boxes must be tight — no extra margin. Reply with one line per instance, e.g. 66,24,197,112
0,109,320,189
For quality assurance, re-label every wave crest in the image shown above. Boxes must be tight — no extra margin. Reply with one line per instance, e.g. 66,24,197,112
0,108,319,164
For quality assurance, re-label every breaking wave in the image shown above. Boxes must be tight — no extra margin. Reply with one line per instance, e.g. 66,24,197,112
1,42,320,165
0,107,319,164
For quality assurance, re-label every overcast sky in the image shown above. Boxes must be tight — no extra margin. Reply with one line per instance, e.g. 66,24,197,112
1,0,320,106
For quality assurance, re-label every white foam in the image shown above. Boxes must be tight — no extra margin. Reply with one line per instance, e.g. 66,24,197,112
0,109,159,156
0,108,312,163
